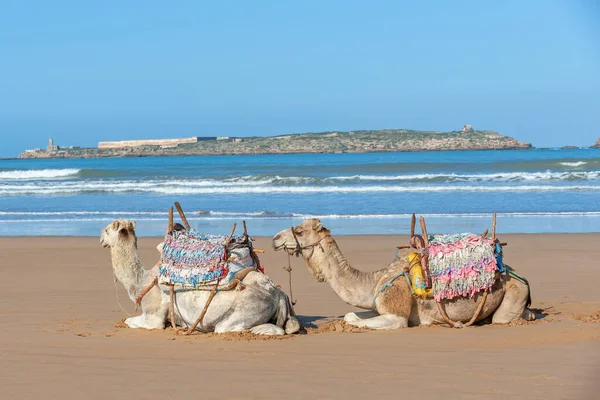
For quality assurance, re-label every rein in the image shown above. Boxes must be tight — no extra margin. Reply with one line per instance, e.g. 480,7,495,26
283,227,330,310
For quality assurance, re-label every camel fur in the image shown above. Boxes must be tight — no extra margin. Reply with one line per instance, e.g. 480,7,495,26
273,219,535,330
101,219,300,335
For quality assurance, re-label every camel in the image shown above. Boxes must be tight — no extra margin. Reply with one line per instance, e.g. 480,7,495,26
101,219,300,335
272,219,536,330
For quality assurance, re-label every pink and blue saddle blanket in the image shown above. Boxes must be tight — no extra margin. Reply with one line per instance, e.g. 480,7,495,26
158,229,257,289
427,233,505,302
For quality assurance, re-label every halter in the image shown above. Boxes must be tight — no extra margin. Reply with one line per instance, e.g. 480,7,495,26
289,227,328,258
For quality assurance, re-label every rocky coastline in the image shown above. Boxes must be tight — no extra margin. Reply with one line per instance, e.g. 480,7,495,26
17,128,532,159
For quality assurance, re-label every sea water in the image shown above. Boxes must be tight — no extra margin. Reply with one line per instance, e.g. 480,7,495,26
1,148,599,236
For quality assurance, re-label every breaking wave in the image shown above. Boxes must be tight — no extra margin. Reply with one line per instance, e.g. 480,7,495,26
0,168,81,179
1,181,600,196
2,210,600,223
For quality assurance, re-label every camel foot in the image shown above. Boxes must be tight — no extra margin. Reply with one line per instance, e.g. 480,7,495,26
125,316,145,329
250,323,286,335
285,317,301,334
125,315,165,330
521,308,536,321
453,321,464,329
344,314,408,330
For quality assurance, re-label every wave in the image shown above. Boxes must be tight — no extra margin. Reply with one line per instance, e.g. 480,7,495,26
0,211,167,216
324,171,600,182
2,182,600,196
3,211,600,223
212,171,600,184
0,168,81,180
3,169,600,184
559,161,588,167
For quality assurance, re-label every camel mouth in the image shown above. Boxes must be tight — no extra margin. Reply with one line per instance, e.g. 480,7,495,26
272,242,294,254
101,240,110,249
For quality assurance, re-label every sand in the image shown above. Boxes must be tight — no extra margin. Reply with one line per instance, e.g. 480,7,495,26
1,234,599,399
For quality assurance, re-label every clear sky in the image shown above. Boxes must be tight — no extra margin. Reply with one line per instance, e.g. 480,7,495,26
0,0,598,157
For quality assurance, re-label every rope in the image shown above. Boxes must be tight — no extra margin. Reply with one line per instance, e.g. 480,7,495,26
179,281,220,335
371,271,410,311
113,274,138,317
507,269,528,285
435,290,488,328
284,253,297,308
135,277,158,305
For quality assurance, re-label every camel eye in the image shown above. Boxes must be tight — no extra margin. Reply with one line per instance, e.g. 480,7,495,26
295,230,303,236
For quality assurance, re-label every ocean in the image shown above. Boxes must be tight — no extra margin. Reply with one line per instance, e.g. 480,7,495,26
1,148,599,236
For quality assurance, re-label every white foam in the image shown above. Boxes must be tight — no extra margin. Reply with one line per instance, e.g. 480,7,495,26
0,169,80,180
559,161,588,167
325,171,600,182
1,182,600,196
3,211,600,223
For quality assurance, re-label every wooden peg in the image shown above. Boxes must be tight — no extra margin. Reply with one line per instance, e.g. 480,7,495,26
243,220,248,240
482,229,488,238
174,202,191,230
167,207,174,234
419,216,429,246
225,223,237,246
492,212,497,241
410,213,416,237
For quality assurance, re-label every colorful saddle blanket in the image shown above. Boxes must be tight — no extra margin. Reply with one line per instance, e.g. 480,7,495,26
427,233,498,302
158,229,255,289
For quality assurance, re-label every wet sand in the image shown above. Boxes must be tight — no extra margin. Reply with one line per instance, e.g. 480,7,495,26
1,234,599,399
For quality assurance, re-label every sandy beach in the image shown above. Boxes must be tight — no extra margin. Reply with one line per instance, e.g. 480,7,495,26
1,233,599,399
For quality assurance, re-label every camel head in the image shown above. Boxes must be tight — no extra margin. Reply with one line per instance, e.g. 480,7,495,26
100,219,137,249
272,219,331,282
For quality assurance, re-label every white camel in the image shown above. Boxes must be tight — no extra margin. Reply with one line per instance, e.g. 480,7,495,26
273,219,536,330
101,219,300,335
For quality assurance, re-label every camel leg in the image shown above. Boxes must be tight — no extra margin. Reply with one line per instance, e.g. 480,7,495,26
492,277,533,324
125,313,165,329
344,313,408,330
343,310,378,323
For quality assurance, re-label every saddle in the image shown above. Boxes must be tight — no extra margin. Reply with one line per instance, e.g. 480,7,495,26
158,229,260,290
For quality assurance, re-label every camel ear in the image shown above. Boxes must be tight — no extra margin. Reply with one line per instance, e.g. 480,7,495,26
111,220,121,230
129,221,136,230
315,222,324,231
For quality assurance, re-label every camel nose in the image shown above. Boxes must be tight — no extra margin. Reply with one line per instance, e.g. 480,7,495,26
272,233,282,248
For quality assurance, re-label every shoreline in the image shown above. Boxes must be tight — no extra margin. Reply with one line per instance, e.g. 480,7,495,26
10,145,537,160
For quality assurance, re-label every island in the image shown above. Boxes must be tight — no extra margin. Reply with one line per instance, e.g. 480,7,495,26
18,125,532,159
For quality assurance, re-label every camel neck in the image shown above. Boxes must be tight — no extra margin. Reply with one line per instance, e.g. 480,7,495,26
306,237,384,310
110,244,145,298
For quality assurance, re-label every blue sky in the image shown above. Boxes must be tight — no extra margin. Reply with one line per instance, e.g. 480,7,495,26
0,0,598,157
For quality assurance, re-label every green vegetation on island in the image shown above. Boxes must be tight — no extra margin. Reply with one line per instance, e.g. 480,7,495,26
18,127,532,159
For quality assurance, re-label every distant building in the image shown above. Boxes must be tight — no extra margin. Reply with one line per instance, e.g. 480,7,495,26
47,137,60,152
233,138,243,143
216,136,230,141
97,136,211,149
461,124,473,133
